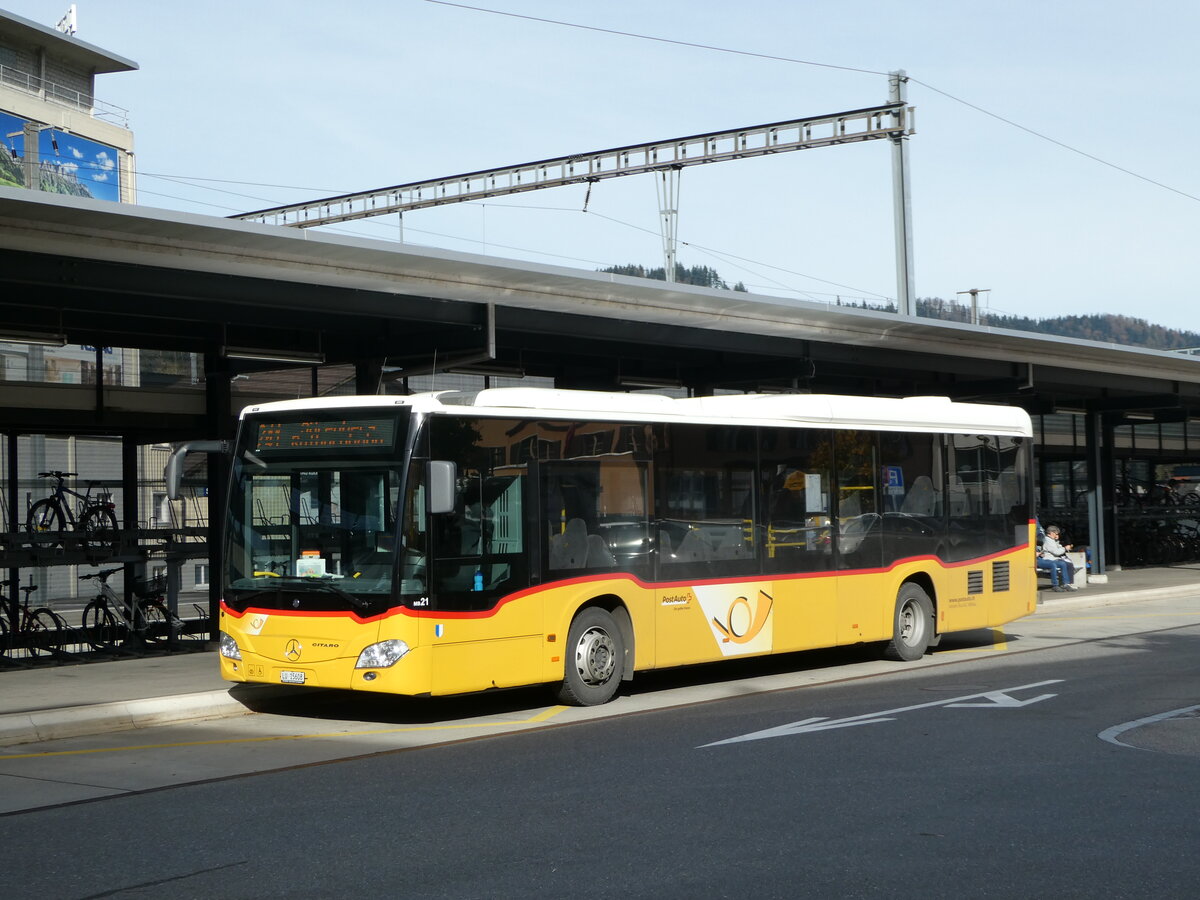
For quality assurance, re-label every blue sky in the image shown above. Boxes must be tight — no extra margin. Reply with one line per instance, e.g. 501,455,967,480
7,1,1199,330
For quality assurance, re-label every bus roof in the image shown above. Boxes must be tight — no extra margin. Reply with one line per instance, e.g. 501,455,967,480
241,388,1032,437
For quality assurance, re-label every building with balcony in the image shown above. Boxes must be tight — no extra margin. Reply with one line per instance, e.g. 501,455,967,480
0,8,136,203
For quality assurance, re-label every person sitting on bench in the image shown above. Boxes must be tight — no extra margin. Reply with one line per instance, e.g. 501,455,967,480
1038,524,1077,592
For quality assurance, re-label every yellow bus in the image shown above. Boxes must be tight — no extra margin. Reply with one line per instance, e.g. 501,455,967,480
192,388,1035,705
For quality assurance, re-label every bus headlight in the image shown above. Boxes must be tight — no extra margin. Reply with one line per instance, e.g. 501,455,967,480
219,631,242,660
356,639,411,669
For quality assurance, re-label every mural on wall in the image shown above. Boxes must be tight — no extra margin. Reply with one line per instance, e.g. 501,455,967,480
0,110,120,201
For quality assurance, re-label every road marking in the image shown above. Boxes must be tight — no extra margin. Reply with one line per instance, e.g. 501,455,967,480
1098,704,1200,750
0,705,568,761
700,679,1063,747
946,687,1058,708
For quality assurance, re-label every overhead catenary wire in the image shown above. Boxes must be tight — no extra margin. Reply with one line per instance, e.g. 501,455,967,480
422,0,888,77
425,0,1200,206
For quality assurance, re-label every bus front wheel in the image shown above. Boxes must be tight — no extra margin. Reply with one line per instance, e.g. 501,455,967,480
557,607,624,706
884,583,933,662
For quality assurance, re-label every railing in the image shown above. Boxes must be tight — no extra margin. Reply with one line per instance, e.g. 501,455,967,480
0,63,130,128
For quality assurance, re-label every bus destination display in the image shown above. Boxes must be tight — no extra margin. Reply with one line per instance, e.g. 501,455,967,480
254,418,396,452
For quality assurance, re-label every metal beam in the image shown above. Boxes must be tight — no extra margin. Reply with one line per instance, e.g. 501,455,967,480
233,103,915,229
1085,394,1182,412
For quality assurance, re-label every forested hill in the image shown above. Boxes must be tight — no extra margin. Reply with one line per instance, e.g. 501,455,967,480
916,298,1200,351
600,263,747,292
599,263,1198,352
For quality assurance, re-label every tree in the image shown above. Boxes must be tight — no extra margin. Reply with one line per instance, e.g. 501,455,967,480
599,263,747,291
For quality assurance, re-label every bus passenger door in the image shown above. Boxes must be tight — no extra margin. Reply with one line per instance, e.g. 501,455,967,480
425,423,542,694
834,431,888,643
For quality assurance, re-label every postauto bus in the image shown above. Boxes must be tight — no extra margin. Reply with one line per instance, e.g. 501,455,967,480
179,388,1035,706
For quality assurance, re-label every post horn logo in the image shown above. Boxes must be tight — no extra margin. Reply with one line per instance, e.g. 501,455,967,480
712,590,774,644
285,639,302,661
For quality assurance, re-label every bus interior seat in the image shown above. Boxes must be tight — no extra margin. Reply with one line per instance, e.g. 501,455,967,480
585,533,616,568
675,529,713,562
549,518,589,569
948,476,970,516
714,536,752,560
656,530,674,559
901,475,937,516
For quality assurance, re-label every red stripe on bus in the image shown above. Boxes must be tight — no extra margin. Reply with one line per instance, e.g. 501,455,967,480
222,542,1030,623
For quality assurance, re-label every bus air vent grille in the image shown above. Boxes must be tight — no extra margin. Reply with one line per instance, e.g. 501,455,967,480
992,560,1011,592
967,570,984,595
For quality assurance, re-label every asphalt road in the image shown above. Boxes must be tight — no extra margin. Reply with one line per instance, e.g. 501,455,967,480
3,604,1199,898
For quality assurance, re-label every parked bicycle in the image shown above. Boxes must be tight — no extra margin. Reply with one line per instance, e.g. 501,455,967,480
80,568,171,650
0,580,65,658
27,471,120,552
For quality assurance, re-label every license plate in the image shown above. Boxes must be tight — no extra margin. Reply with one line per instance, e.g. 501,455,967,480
279,670,306,684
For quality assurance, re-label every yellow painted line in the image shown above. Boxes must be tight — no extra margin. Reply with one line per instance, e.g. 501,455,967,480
943,628,1007,653
0,705,569,762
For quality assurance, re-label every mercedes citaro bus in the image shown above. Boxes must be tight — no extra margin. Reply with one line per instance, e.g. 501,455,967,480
168,388,1035,705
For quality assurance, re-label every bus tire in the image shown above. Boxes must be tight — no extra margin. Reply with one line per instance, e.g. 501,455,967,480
557,606,625,706
884,582,933,662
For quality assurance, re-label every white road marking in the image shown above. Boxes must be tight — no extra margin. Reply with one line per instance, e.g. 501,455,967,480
1098,704,1200,750
700,679,1063,747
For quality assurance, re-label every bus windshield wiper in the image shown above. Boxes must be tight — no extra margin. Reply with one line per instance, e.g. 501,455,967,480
300,578,372,612
232,578,371,612
230,588,283,605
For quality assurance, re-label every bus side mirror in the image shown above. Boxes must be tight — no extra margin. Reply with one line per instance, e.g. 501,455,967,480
427,460,457,515
166,440,231,501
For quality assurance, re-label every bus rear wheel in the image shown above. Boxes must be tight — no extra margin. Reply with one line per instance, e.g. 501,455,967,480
557,607,624,706
884,583,933,662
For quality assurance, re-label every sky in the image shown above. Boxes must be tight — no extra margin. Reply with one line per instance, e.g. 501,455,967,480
7,0,1200,330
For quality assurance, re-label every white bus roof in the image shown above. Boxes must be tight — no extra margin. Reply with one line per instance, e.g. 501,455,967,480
242,388,1032,437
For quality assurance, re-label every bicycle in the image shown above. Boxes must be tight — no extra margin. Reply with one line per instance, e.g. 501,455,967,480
27,471,119,552
80,568,170,650
0,580,65,659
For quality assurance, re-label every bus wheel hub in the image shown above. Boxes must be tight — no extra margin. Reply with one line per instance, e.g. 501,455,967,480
576,627,616,684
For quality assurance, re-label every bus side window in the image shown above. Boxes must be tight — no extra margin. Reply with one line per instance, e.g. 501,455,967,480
879,431,941,565
542,458,640,575
761,429,834,574
427,417,528,611
834,431,881,570
656,423,758,580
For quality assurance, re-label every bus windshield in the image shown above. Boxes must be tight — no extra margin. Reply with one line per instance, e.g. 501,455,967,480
225,409,410,609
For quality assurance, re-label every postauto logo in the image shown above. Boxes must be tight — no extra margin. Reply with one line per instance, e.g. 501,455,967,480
694,583,774,656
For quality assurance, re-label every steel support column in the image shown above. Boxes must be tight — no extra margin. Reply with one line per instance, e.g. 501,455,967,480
1084,410,1109,576
5,432,17,634
889,70,916,317
204,350,233,640
656,167,680,283
122,434,139,628
356,359,384,395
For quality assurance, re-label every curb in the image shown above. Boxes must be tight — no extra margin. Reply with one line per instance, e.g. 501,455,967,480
0,685,295,749
1037,583,1200,612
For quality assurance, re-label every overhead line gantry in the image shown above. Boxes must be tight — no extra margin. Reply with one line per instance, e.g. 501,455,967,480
232,82,916,308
